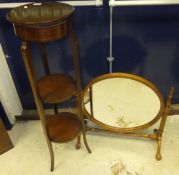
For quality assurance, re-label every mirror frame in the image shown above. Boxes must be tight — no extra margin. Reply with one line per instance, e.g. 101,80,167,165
82,73,165,132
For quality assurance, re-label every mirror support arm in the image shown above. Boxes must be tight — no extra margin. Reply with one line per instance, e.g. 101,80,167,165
155,86,174,160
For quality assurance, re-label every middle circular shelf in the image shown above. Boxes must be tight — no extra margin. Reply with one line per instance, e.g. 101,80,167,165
38,74,76,104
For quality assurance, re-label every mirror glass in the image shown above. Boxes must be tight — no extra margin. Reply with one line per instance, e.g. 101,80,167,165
84,77,161,128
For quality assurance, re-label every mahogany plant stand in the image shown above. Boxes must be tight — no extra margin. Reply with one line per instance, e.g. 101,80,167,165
7,2,91,171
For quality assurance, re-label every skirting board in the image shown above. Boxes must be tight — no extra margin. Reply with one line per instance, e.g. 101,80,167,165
169,104,179,115
15,108,77,121
15,104,179,121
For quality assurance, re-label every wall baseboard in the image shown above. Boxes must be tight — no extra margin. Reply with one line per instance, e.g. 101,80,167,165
15,105,179,121
169,104,179,115
15,108,77,121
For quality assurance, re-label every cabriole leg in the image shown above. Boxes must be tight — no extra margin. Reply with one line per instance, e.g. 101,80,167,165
75,135,81,149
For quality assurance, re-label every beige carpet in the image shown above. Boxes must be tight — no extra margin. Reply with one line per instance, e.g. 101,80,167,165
0,115,179,175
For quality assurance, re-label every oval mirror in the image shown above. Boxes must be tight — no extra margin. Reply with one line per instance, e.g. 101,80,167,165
82,73,164,132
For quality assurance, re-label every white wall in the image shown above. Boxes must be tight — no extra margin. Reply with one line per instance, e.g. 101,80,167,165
0,44,23,124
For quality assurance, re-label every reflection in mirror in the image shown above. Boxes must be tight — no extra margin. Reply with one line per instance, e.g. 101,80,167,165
84,78,161,128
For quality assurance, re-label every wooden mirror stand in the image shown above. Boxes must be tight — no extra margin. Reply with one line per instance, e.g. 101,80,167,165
83,73,174,160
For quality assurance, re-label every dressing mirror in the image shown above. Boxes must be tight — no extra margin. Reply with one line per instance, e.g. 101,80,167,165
82,73,174,160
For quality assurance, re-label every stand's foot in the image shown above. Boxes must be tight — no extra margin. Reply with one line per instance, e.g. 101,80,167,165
50,160,54,172
75,135,81,150
49,143,54,172
156,136,162,161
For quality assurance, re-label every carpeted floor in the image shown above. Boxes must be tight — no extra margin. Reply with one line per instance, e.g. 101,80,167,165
0,115,179,175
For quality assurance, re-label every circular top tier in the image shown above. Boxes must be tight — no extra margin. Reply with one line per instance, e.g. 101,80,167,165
7,2,74,26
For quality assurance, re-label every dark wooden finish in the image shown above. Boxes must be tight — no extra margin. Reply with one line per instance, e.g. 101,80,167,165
69,31,91,153
7,2,73,42
12,21,71,42
38,74,76,104
39,43,50,75
89,87,94,116
7,2,74,25
21,41,54,171
39,42,58,114
53,104,58,114
7,2,91,171
47,112,81,143
0,118,14,155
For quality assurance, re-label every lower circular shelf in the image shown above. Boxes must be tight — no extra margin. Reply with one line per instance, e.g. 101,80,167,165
38,74,76,104
46,112,82,143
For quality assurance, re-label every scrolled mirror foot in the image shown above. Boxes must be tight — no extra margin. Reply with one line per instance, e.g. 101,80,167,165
156,153,162,161
156,136,162,161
